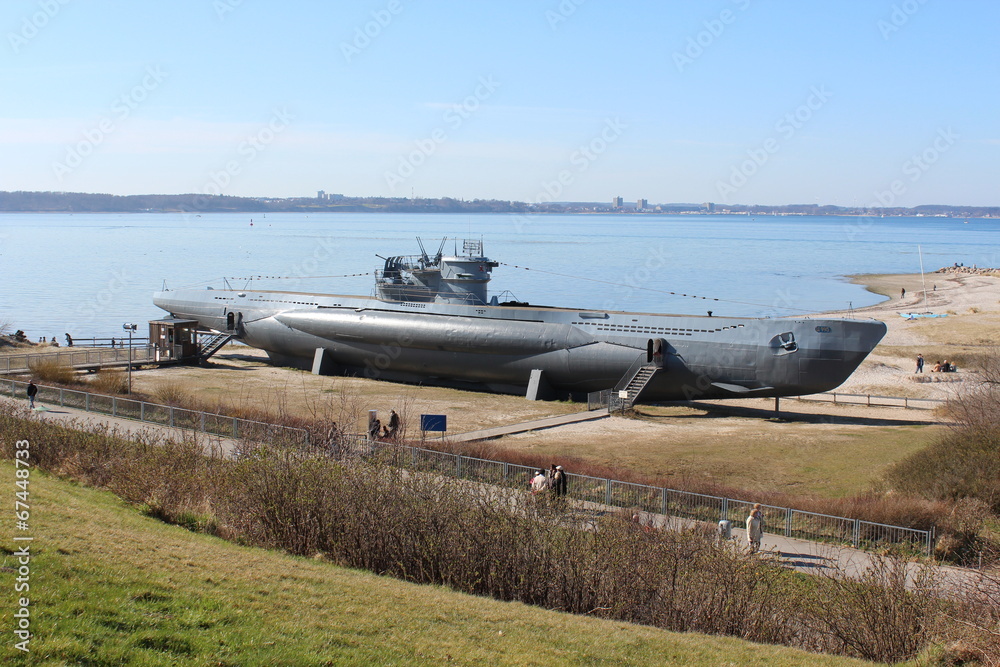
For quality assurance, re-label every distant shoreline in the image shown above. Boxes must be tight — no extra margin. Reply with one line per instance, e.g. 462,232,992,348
1,191,998,218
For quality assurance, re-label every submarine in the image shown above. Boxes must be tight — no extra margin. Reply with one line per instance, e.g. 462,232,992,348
152,238,886,403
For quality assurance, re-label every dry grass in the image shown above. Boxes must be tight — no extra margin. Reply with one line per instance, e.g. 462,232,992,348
27,356,78,384
128,346,581,435
87,368,129,394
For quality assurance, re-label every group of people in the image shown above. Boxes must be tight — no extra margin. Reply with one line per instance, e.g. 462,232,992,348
932,359,956,373
367,409,401,441
916,354,956,373
529,464,568,497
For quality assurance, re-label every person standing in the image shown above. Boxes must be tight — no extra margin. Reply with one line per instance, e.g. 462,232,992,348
531,469,548,495
900,287,906,299
26,381,37,409
916,354,924,373
386,409,400,440
746,503,763,553
553,465,567,497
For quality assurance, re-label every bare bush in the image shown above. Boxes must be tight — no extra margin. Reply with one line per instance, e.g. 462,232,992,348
28,357,77,384
88,369,129,395
150,379,191,405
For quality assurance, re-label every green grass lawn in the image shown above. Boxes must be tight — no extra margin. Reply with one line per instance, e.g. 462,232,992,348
0,462,880,666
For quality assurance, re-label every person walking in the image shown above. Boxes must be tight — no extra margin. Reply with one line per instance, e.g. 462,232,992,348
746,503,764,553
26,381,37,409
916,353,924,373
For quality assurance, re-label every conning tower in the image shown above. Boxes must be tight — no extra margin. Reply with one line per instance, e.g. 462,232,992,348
376,238,498,305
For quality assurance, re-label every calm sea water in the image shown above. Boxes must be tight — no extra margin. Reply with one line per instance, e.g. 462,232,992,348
3,212,999,339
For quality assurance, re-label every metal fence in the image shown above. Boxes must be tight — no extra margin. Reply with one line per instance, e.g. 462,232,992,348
0,376,934,555
1,378,310,447
371,442,934,556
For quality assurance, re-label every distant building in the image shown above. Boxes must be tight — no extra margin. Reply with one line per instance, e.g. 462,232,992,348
612,196,623,208
703,202,715,212
637,198,648,210
317,190,326,200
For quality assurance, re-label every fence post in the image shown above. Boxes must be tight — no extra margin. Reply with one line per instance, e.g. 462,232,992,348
112,397,117,417
169,407,174,428
785,508,793,537
85,393,90,412
503,461,509,483
852,519,860,547
661,487,667,516
59,388,64,407
456,454,463,479
721,497,728,521
200,412,206,433
140,402,145,423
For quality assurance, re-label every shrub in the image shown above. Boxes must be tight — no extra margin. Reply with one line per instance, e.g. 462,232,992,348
150,379,191,405
28,356,77,384
88,369,129,395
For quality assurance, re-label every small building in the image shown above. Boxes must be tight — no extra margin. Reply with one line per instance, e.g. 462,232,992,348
148,317,200,361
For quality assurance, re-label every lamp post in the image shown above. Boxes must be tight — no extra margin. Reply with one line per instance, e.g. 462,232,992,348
122,323,137,394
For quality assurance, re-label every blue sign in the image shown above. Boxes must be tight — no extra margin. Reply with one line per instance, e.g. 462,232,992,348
420,414,447,432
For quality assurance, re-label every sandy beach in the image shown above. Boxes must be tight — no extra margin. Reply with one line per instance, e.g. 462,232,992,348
827,268,1000,400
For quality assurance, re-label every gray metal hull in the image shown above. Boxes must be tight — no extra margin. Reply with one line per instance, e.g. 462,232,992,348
152,287,886,401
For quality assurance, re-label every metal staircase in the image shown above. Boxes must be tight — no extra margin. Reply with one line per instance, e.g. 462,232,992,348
585,355,663,412
621,365,658,405
199,332,235,361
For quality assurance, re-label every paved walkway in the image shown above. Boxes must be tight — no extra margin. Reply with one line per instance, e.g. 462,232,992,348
450,408,609,442
3,396,239,457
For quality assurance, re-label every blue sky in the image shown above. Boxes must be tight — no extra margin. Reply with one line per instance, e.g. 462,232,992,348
2,0,997,205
